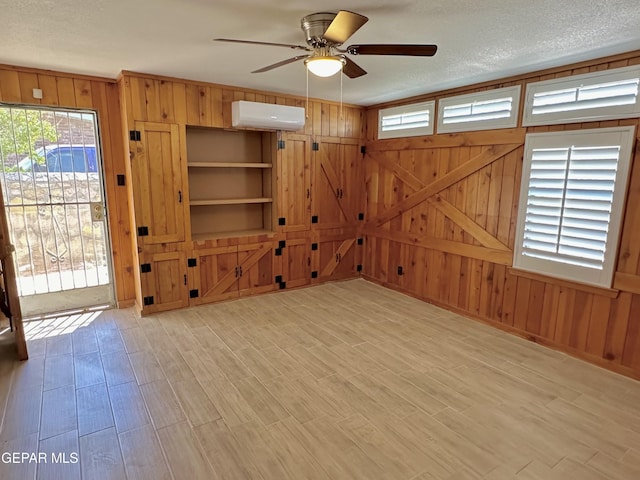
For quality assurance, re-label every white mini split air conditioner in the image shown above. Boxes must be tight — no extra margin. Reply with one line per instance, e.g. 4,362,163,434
231,101,305,131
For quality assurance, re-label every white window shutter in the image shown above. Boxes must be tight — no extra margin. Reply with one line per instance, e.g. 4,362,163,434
514,126,635,288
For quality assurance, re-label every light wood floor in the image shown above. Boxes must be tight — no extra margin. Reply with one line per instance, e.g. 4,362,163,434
1,279,640,480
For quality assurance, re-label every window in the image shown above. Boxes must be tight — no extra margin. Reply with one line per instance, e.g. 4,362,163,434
437,86,521,133
522,65,640,126
513,126,635,288
378,101,434,139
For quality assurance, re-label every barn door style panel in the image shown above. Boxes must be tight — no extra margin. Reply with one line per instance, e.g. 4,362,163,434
130,122,186,244
140,251,189,314
314,234,357,282
363,133,524,321
277,133,311,232
237,242,276,297
189,246,240,305
189,242,275,305
312,139,362,229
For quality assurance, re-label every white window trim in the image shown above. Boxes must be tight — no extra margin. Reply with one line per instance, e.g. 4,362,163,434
513,126,635,288
378,101,435,139
522,65,640,126
436,85,521,134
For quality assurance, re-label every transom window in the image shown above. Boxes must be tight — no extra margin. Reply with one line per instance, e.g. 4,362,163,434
437,86,521,133
378,101,434,139
523,65,640,126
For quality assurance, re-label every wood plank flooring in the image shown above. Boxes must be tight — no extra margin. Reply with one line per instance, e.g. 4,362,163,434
1,279,640,479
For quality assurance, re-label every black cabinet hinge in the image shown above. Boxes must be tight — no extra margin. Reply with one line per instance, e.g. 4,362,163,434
140,263,151,273
360,145,366,154
279,282,287,290
397,266,404,276
311,271,318,279
137,226,149,237
275,275,283,283
187,258,197,267
274,248,282,256
311,215,318,224
278,217,286,226
357,264,362,272
278,240,286,249
117,174,126,186
312,142,319,151
358,213,364,221
277,139,285,150
129,130,141,142
311,243,318,251
143,296,154,306
357,237,363,246
189,289,199,298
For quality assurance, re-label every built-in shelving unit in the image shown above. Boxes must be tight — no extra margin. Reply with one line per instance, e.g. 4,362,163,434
186,127,275,240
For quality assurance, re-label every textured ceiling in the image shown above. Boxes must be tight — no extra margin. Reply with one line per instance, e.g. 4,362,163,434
1,0,640,106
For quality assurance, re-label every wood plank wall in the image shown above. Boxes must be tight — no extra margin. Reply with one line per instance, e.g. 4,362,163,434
119,70,364,138
0,64,135,306
364,50,640,379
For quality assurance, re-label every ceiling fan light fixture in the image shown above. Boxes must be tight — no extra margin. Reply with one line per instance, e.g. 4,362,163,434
304,56,345,77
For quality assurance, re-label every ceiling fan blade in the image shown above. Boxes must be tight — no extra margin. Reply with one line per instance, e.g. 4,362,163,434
347,44,438,56
322,10,369,45
214,38,310,51
342,57,367,79
251,55,309,73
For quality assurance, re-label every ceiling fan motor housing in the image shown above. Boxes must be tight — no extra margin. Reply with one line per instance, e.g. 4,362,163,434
301,12,338,47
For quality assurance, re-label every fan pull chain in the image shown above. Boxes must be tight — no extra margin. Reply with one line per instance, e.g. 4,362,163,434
340,69,343,128
306,67,309,119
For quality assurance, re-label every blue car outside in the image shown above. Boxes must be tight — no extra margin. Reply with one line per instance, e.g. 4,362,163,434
18,145,98,173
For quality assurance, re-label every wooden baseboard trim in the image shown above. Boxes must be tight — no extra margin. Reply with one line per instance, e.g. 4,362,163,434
361,274,640,382
117,299,136,309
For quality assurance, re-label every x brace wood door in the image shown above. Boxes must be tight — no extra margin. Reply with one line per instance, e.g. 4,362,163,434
315,235,357,282
238,242,276,297
312,138,361,229
190,245,239,305
190,242,275,305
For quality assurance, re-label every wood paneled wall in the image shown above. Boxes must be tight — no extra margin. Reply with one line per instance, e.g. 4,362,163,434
0,64,135,306
364,51,640,379
119,71,364,138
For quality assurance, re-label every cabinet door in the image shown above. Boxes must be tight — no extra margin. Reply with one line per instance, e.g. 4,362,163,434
237,242,276,297
282,237,311,289
278,134,311,232
141,251,189,314
131,122,186,244
191,246,239,305
313,139,361,229
315,235,357,283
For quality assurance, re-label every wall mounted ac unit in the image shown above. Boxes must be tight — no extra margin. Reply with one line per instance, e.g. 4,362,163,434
232,101,305,131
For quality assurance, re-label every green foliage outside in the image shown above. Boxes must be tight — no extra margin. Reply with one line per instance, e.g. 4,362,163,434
0,108,58,171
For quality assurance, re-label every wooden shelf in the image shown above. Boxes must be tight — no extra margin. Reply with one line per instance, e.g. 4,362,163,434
188,162,272,168
190,197,272,206
192,229,274,242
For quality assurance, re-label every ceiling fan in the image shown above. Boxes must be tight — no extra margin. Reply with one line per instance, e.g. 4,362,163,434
214,10,437,79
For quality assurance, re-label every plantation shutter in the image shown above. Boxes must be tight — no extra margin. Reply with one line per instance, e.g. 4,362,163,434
514,126,635,288
532,78,640,115
381,109,430,132
522,145,619,270
442,97,513,124
437,85,520,133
